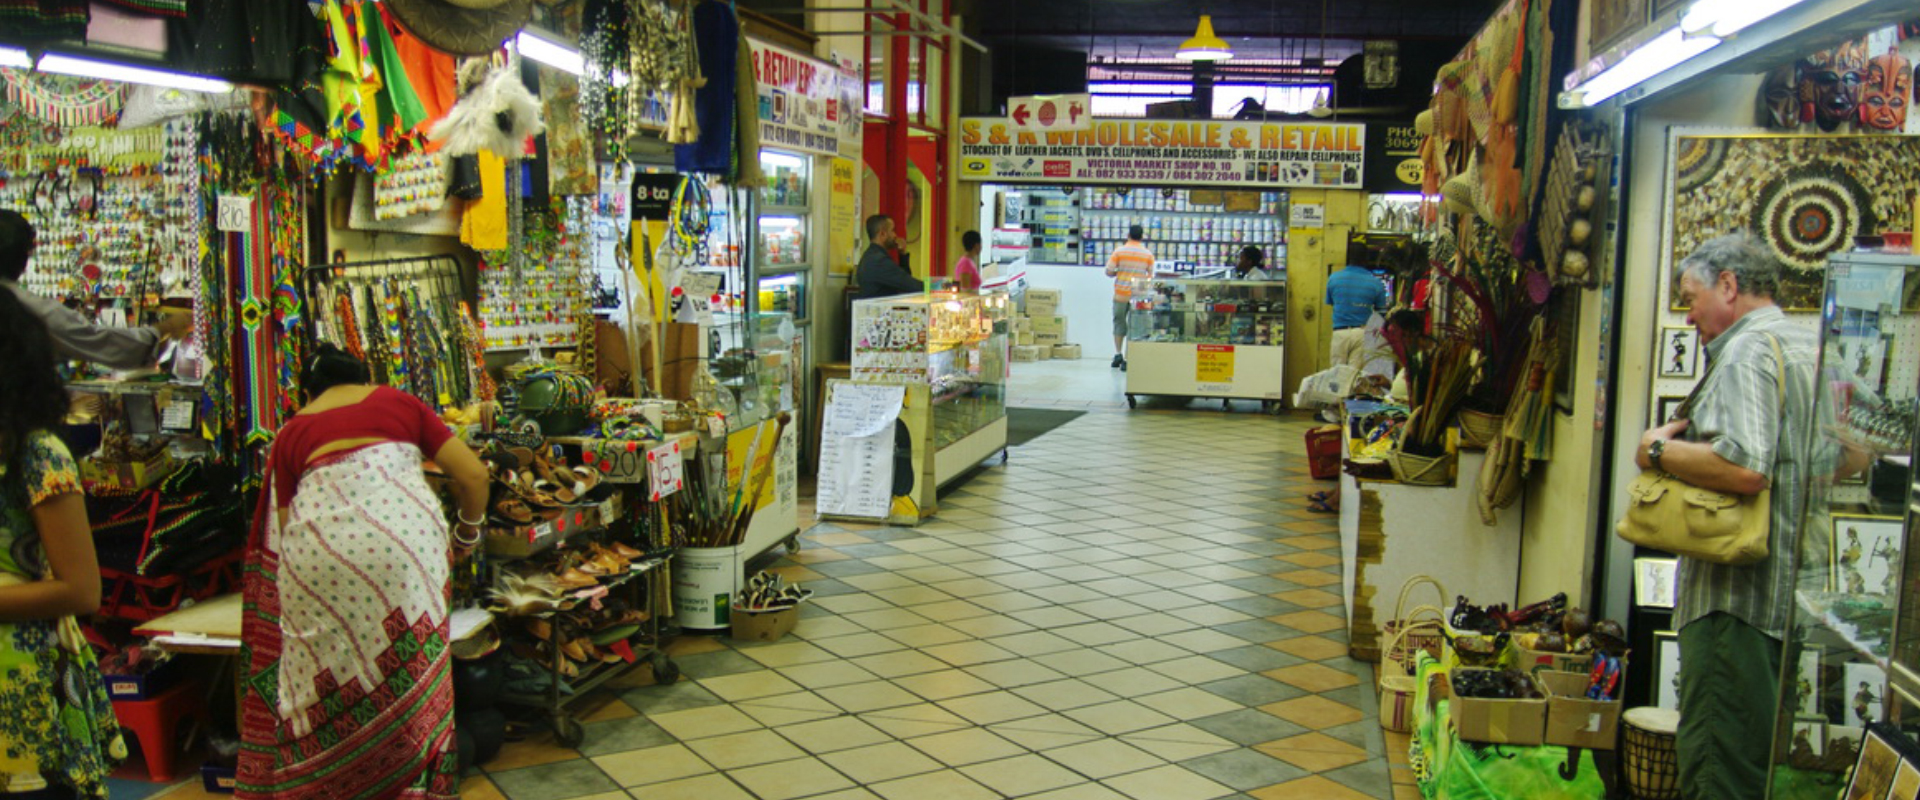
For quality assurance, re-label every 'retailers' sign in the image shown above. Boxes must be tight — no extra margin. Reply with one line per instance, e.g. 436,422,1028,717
748,39,859,157
958,117,1367,189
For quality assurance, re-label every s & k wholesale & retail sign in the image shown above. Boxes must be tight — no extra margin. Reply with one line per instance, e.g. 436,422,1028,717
749,39,862,157
959,117,1366,189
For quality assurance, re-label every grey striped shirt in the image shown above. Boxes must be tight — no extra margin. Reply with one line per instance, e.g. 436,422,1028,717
1672,305,1822,639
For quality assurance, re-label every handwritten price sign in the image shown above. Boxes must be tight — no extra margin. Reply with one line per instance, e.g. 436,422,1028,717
216,194,253,233
647,440,685,501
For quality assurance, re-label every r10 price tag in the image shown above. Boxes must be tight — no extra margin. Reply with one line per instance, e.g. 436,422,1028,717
217,194,253,232
648,441,684,501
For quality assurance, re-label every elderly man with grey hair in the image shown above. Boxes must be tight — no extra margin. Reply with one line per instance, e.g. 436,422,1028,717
1633,233,1818,799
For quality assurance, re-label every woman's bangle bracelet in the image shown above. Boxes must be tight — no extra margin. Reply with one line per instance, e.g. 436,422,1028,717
457,510,485,527
452,525,482,547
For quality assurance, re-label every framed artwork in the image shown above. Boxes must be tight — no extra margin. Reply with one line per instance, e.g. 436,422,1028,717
1790,715,1827,759
1831,515,1903,597
1667,135,1920,312
1794,647,1823,717
1844,723,1901,800
1894,759,1920,800
1835,306,1889,388
1659,327,1699,378
1589,0,1646,50
1634,558,1679,608
1845,662,1887,728
1655,395,1687,426
1655,631,1682,711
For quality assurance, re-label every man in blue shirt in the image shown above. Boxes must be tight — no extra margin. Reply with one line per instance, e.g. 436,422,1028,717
1324,242,1388,369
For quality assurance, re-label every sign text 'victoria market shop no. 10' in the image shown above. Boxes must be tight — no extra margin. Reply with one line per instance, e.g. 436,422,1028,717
958,117,1367,190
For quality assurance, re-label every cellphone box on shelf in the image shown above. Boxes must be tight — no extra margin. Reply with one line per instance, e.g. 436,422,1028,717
1541,670,1623,750
1051,344,1082,360
1011,345,1042,362
1449,669,1549,746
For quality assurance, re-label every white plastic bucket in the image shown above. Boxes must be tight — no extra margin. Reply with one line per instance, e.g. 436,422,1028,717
673,546,744,630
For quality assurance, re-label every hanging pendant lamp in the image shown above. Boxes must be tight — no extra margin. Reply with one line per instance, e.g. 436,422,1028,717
1175,15,1233,61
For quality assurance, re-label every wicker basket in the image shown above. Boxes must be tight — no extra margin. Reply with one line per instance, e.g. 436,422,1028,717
1379,576,1448,687
1388,447,1455,486
1457,409,1505,449
1378,620,1429,733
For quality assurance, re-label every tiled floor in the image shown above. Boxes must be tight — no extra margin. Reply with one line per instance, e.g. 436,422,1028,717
156,405,1414,800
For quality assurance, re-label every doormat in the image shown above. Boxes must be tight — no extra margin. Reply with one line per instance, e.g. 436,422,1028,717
1007,407,1086,447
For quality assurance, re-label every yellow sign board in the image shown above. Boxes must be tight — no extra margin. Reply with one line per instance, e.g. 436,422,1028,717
1196,344,1235,382
829,157,858,275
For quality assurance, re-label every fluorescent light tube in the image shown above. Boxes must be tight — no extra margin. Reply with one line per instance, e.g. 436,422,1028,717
516,30,583,76
36,53,230,93
0,46,29,69
1681,0,1809,37
1565,27,1719,107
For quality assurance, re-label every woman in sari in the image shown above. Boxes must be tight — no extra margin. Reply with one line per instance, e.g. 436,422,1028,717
237,344,489,800
0,289,125,799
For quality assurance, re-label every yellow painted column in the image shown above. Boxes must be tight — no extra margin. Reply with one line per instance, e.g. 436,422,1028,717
1284,189,1367,391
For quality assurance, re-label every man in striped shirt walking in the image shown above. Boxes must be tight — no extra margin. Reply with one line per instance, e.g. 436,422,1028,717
1104,224,1154,370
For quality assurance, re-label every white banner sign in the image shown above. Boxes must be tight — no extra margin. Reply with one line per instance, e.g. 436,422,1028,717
749,39,860,157
1008,93,1092,133
959,117,1366,189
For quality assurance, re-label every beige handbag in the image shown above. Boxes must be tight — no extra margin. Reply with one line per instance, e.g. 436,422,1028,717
1615,333,1784,565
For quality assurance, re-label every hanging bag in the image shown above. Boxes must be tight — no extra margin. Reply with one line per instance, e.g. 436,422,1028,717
1615,332,1784,565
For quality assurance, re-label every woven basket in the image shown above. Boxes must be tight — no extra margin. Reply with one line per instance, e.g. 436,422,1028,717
1378,619,1430,733
1457,409,1504,449
1379,576,1447,684
1388,448,1455,486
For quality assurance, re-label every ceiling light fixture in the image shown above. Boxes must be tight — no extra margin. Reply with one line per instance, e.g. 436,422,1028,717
1175,15,1233,62
1307,87,1332,117
1679,0,1810,37
515,29,584,76
1559,26,1719,108
0,46,30,69
36,53,231,93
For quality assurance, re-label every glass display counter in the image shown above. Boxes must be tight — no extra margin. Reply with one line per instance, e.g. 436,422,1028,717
1768,252,1920,796
843,289,1010,524
708,311,801,557
1123,278,1288,409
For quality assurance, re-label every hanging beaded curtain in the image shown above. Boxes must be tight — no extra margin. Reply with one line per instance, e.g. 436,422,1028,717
303,255,485,410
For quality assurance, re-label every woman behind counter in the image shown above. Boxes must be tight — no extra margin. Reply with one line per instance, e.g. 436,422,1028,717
236,344,489,800
0,289,126,799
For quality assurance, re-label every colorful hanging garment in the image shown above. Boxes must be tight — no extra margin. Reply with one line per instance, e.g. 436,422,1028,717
269,178,306,425
0,68,124,127
236,191,277,449
361,1,428,166
458,150,509,251
0,0,88,38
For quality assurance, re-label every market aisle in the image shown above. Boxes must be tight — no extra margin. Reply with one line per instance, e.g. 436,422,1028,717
159,408,1406,800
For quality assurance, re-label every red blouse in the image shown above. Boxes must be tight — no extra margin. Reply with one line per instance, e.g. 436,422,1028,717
269,386,454,508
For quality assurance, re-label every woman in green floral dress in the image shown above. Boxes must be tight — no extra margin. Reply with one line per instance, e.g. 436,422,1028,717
0,286,125,799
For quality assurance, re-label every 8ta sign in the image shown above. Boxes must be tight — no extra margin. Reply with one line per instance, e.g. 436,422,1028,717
1007,94,1092,134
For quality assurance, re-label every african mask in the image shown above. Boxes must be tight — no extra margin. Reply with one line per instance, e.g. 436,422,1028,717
1859,47,1913,131
1799,40,1868,131
1761,64,1799,129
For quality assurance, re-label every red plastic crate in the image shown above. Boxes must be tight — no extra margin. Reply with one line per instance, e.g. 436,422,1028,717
1305,425,1343,480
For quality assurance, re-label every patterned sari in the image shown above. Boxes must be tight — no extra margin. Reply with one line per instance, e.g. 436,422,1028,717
237,442,456,800
0,432,126,798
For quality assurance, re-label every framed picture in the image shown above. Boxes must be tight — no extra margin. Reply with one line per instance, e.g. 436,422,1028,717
1845,662,1887,728
1835,307,1889,388
1655,631,1682,711
1790,715,1827,759
1654,395,1688,426
1893,759,1920,800
1844,723,1901,800
1831,515,1903,596
1659,327,1699,378
1634,558,1679,608
1794,647,1823,717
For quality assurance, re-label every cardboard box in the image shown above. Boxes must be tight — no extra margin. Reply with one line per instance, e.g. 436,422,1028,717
1515,647,1591,674
1027,288,1063,308
1013,316,1034,332
730,606,799,642
1031,315,1068,334
1016,331,1035,346
1051,344,1082,360
1034,331,1065,346
82,450,175,492
1450,669,1548,746
1541,670,1622,750
1011,345,1042,362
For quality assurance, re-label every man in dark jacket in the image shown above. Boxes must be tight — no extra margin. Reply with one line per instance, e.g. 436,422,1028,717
855,215,923,300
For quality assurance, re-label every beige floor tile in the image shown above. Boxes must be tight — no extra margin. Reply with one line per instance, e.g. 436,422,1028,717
1269,609,1347,634
882,623,975,648
737,641,839,668
1266,636,1350,661
1145,655,1245,684
1065,699,1181,734
810,531,875,547
1083,666,1185,696
457,775,507,800
894,668,1000,700
960,753,1085,796
481,729,578,772
849,648,951,677
923,639,1021,667
814,594,893,614
1248,775,1377,799
778,660,881,689
685,728,806,769
1042,737,1167,778
593,743,714,787
964,658,1070,688
1011,677,1122,711
909,599,997,622
628,773,751,800
1261,662,1361,692
699,670,804,701
821,741,946,783
1258,695,1365,728
814,631,912,659
1102,764,1235,800
845,607,939,631
1273,568,1342,587
1024,783,1134,800
1272,552,1341,569
906,727,1029,766
737,692,844,727
808,790,884,800
1156,629,1252,655
817,680,923,713
871,584,959,606
778,716,895,754
987,630,1082,657
647,705,763,740
664,636,729,657
728,756,857,800
870,769,1003,800
938,689,1052,725
1135,686,1244,720
790,615,866,640
861,713,972,739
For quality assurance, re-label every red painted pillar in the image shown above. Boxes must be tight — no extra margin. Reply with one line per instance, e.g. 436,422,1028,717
884,12,911,270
